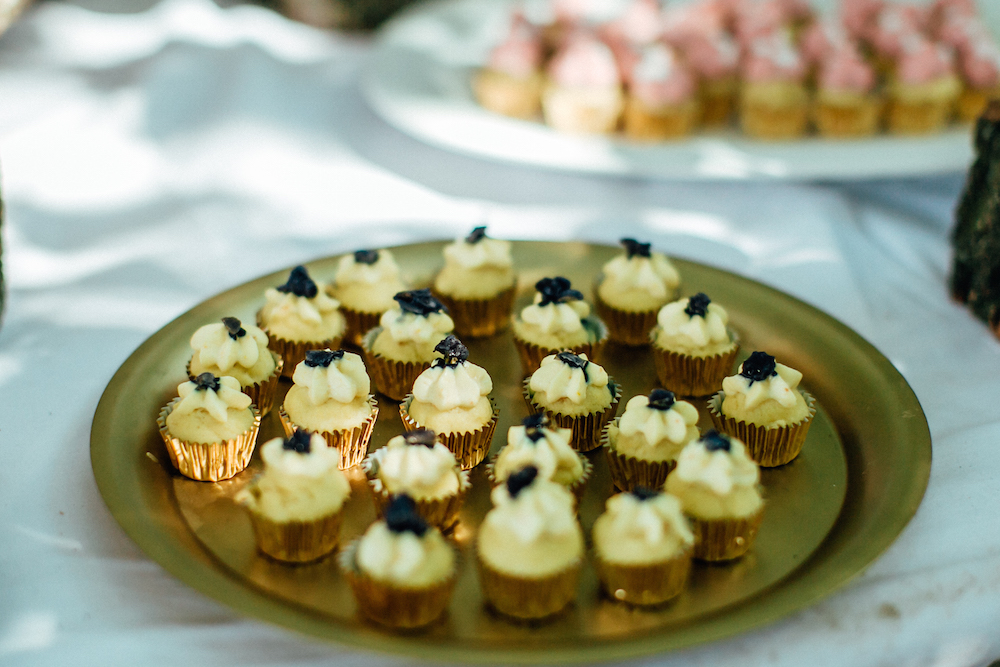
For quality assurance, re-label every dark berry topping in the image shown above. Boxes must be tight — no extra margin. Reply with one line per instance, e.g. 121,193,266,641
384,494,429,537
394,288,447,316
620,238,651,258
221,317,246,340
506,465,539,499
465,226,488,244
304,349,345,368
684,293,711,318
631,486,659,501
522,413,550,442
535,277,584,306
276,266,318,299
283,429,313,454
647,389,676,411
740,351,777,384
404,428,437,448
354,249,379,265
555,351,589,381
702,429,732,452
431,335,468,368
193,373,221,392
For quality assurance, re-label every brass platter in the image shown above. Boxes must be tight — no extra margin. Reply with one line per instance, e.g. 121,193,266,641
90,240,931,663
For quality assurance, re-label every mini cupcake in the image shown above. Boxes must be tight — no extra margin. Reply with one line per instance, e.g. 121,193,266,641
603,389,699,492
157,373,262,481
399,335,498,469
623,42,701,140
594,238,680,346
511,276,607,374
709,350,815,467
432,226,516,338
257,266,345,378
361,289,455,401
665,430,763,561
812,41,883,138
341,494,457,628
954,32,1000,123
488,412,592,503
329,249,409,347
278,349,378,469
477,466,584,620
885,34,960,135
650,293,739,397
237,430,349,563
740,29,809,140
592,487,694,606
363,429,471,531
188,316,282,416
474,11,546,119
524,351,621,452
543,31,624,134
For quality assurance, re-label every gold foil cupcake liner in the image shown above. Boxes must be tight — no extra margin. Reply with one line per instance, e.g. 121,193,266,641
340,307,383,349
339,539,457,629
601,423,677,492
512,317,609,375
255,319,343,380
650,338,739,397
707,391,816,468
277,395,378,469
434,285,515,339
363,460,472,531
186,352,284,417
593,549,692,606
690,508,764,561
399,397,499,470
523,378,621,453
592,286,662,347
245,508,342,563
361,326,432,402
156,398,262,481
476,555,581,620
484,451,593,507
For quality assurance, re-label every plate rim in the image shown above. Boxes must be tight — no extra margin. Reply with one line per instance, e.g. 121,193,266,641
91,239,932,663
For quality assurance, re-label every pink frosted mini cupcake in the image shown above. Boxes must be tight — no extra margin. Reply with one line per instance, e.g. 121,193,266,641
865,4,926,75
813,42,882,137
474,11,546,119
623,42,700,140
543,31,624,134
954,32,1000,122
886,34,960,134
740,29,809,139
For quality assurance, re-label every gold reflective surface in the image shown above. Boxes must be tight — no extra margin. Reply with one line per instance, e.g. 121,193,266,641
91,240,931,663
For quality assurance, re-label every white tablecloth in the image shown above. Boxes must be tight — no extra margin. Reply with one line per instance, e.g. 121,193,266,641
2,1,999,665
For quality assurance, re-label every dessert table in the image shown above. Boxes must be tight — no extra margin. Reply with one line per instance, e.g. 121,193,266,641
1,0,999,665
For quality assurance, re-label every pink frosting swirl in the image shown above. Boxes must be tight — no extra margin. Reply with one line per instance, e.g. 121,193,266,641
741,30,805,83
867,5,926,58
734,0,788,46
800,19,851,65
662,1,727,43
488,12,543,77
600,0,662,46
548,32,622,87
818,44,876,92
676,30,739,79
841,0,884,39
628,42,696,105
895,34,955,84
959,35,1000,88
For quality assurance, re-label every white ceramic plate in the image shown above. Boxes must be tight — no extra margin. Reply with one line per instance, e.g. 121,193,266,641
362,0,978,181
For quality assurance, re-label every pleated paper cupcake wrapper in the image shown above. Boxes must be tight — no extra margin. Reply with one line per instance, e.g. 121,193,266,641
435,286,515,339
256,320,343,380
484,451,592,507
157,398,262,481
340,307,383,349
650,341,740,397
593,549,692,606
361,326,431,402
601,425,677,493
186,352,284,417
592,284,663,347
522,378,621,453
707,391,816,468
339,539,457,629
246,508,342,563
690,508,764,561
512,317,609,375
363,462,472,531
399,397,499,470
277,396,378,469
477,555,582,620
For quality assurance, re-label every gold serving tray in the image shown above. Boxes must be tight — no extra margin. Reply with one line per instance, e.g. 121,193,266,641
91,240,931,663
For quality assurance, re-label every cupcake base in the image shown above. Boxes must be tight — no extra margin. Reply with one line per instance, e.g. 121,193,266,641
813,98,883,138
435,286,515,339
361,326,433,402
956,86,1000,124
399,397,500,470
885,98,953,135
477,556,581,620
594,550,692,606
340,307,383,349
157,398,262,481
542,84,624,135
740,100,809,140
690,509,764,561
246,510,342,563
708,391,815,468
650,339,739,398
593,287,662,347
523,379,621,453
278,396,379,469
603,431,677,493
473,69,544,120
622,97,700,141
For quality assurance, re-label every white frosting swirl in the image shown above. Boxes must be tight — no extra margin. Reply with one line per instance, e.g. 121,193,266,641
291,351,370,405
262,288,340,328
598,492,693,550
335,250,403,286
411,361,492,411
618,394,699,449
379,309,455,344
259,433,342,478
189,321,268,373
174,376,251,422
487,479,579,545
355,521,454,587
368,435,461,499
673,437,759,496
722,362,802,410
600,253,679,302
655,297,730,348
528,353,608,405
494,423,583,485
442,236,513,270
519,294,591,335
